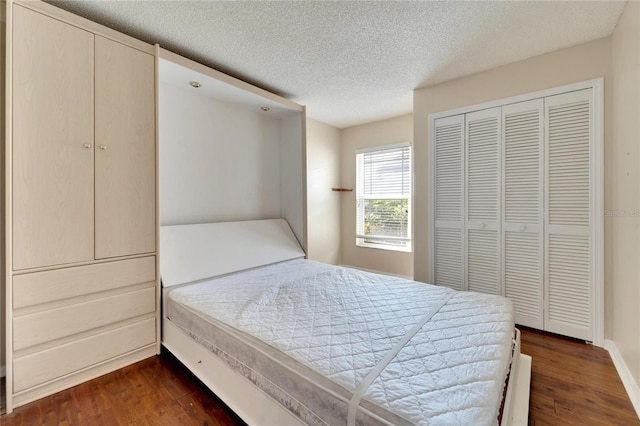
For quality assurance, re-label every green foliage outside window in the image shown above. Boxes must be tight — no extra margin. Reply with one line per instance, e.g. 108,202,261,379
363,199,408,246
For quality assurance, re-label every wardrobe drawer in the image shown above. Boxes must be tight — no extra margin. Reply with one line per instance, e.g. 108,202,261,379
13,317,156,392
14,287,155,351
13,256,156,309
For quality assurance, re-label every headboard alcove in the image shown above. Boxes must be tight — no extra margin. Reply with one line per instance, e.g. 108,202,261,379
158,49,307,250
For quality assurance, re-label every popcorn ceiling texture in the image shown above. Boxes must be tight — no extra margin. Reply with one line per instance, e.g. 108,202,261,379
45,0,625,129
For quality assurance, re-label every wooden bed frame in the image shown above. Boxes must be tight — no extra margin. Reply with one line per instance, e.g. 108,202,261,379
160,220,532,425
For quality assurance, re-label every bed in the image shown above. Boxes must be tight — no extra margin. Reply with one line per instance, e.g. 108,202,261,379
160,219,531,425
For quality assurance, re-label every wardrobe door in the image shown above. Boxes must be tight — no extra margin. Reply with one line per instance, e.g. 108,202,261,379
465,108,501,295
502,99,544,329
94,36,156,259
12,6,94,270
433,115,465,291
544,89,593,341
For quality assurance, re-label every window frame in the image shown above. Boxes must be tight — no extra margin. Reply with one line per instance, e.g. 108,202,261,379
355,141,412,252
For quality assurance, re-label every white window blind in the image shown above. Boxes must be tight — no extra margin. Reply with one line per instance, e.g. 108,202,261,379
356,142,411,251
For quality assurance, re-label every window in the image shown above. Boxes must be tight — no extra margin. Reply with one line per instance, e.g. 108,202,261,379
356,142,412,251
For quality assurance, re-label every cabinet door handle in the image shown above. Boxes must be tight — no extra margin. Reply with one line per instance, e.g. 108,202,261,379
83,143,92,149
99,145,108,150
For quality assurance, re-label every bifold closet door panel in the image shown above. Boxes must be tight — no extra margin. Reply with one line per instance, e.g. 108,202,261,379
544,89,593,341
502,99,544,329
12,5,95,270
95,36,156,259
465,108,501,295
433,115,465,291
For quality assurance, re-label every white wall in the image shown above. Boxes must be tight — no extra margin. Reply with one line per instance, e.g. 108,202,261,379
280,114,305,248
306,118,341,264
340,114,414,278
611,0,640,406
159,82,283,226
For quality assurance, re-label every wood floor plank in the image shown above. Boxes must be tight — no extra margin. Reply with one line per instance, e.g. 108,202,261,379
1,328,638,425
520,327,640,426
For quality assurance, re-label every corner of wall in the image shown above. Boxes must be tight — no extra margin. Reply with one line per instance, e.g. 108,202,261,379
305,118,342,265
1,0,6,391
610,0,640,406
605,339,640,418
280,114,305,248
0,0,7,382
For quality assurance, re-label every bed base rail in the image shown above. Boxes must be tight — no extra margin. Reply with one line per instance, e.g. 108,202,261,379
164,317,531,425
163,318,304,425
501,328,532,426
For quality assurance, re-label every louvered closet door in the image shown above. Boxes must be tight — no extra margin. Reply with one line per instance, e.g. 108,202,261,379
502,100,544,329
465,108,501,295
544,89,593,341
433,115,465,291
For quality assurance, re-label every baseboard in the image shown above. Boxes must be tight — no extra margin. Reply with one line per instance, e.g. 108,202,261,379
604,339,640,419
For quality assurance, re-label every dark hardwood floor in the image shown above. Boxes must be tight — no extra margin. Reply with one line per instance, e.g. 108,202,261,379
521,327,639,425
1,328,638,425
0,351,245,426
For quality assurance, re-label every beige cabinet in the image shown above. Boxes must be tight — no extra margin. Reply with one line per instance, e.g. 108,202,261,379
12,5,95,270
12,7,156,270
95,35,156,259
12,257,157,393
7,2,158,411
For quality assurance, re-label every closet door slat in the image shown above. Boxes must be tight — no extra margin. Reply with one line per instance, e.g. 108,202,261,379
435,228,463,290
545,89,593,341
466,108,501,295
504,231,542,322
467,229,498,294
502,99,544,329
434,115,465,291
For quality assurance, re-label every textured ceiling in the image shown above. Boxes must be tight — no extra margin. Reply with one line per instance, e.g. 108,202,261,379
45,0,626,129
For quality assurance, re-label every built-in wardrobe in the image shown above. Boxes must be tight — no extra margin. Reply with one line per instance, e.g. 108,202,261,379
2,0,307,414
4,0,159,411
429,80,603,344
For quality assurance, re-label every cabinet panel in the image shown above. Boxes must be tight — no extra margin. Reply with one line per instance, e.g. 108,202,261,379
14,287,155,350
13,318,156,392
13,256,155,309
95,36,156,259
12,5,94,270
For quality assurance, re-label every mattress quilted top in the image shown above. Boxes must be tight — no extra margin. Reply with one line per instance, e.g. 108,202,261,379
169,259,514,425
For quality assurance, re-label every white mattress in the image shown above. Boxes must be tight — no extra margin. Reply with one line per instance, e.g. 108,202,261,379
166,259,515,425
